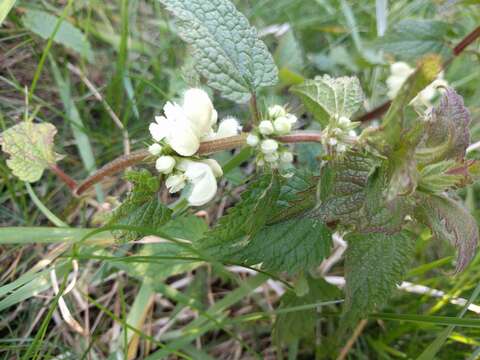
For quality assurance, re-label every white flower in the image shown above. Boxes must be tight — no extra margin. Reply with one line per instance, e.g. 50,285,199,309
155,155,176,174
246,134,259,147
150,102,200,156
286,114,297,124
264,151,279,163
337,144,347,152
177,160,218,206
259,120,274,135
348,130,357,137
268,105,287,119
202,117,242,140
261,139,278,154
201,159,223,178
328,137,338,146
414,78,448,106
148,143,162,156
273,116,292,134
338,116,351,126
165,174,187,193
182,88,216,137
386,62,415,99
280,151,294,163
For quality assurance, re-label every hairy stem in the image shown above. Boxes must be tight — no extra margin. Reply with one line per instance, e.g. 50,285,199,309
49,164,78,191
74,131,323,196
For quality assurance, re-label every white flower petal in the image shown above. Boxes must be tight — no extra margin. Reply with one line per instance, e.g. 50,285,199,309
149,123,168,142
273,116,292,134
148,143,162,156
201,159,223,178
390,62,414,77
215,117,241,138
168,124,200,156
259,120,274,135
260,139,278,154
268,105,286,119
183,88,214,138
180,161,218,206
280,151,294,163
246,134,259,147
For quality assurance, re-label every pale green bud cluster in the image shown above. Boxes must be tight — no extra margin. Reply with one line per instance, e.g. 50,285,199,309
321,115,359,154
247,105,297,170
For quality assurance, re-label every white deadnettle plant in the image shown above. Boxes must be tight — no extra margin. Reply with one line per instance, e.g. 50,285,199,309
320,115,359,154
247,105,296,169
387,61,448,106
148,88,240,206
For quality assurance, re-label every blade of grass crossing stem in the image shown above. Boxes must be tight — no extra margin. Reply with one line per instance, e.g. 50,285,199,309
0,0,17,25
28,0,73,100
0,227,114,245
25,183,68,227
416,281,480,359
49,57,104,202
145,274,268,359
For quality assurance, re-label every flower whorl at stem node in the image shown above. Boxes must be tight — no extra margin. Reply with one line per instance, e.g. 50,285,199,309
148,88,241,206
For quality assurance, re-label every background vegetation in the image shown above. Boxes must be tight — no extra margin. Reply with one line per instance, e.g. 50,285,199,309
1,0,480,358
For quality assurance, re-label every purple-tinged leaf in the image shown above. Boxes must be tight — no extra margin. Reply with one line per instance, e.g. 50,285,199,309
414,193,478,272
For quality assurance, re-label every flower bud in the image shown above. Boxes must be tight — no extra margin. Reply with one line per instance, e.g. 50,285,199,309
148,143,162,156
273,116,292,134
165,174,186,193
268,105,287,119
246,134,259,147
264,151,279,163
215,117,241,138
390,62,414,77
285,114,297,124
155,155,176,174
328,137,338,146
338,116,351,126
259,120,274,135
261,139,278,154
348,130,357,138
280,151,294,163
337,144,347,153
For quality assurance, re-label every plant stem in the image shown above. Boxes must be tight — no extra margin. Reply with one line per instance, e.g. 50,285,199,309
49,164,78,191
73,131,323,196
249,93,260,125
355,25,480,123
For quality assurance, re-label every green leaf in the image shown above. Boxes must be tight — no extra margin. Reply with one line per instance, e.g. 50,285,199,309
0,0,16,25
199,173,281,257
342,231,415,327
235,217,332,274
162,215,209,242
416,88,471,164
291,75,364,125
379,19,451,60
159,0,278,103
23,9,93,62
414,193,478,272
417,160,464,193
0,121,60,182
274,277,341,344
110,170,172,242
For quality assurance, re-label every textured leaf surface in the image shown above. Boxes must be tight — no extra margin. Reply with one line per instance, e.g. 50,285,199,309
342,231,414,326
23,10,93,62
415,194,478,272
418,88,471,164
274,277,341,344
159,0,278,102
110,170,172,242
199,173,281,256
380,19,450,60
1,122,59,182
291,75,363,125
235,218,332,273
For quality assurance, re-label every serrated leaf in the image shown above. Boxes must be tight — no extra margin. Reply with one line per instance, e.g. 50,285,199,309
414,193,478,272
110,170,172,242
291,75,364,125
379,19,451,60
159,0,278,103
235,218,332,274
199,173,281,256
417,161,464,193
1,122,60,182
23,9,93,62
342,231,414,327
416,88,471,164
274,277,341,344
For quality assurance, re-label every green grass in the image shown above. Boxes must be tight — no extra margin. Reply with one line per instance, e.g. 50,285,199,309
1,0,480,359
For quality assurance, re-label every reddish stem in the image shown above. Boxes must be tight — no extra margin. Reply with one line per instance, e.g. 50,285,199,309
49,164,77,191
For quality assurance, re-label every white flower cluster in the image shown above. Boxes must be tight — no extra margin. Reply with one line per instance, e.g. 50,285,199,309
148,88,241,206
386,61,448,106
321,115,358,154
246,105,296,168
